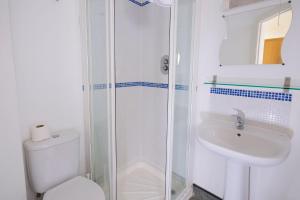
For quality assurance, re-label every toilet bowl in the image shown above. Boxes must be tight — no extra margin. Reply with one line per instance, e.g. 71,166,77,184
44,176,105,200
24,129,105,200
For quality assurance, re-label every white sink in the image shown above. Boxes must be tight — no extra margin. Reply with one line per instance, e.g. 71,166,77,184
198,113,292,200
198,120,291,166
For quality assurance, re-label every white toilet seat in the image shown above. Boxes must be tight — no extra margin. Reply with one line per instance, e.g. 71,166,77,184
43,176,105,200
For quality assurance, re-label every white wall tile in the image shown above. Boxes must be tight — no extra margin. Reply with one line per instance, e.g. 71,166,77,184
140,87,168,170
116,87,144,169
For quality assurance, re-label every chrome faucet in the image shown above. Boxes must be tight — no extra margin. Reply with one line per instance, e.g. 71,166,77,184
232,108,245,130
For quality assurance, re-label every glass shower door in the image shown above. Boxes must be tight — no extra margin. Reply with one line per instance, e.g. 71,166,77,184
87,0,114,199
114,1,171,200
171,0,195,198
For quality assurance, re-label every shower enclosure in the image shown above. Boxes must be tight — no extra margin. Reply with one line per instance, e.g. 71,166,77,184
84,0,196,199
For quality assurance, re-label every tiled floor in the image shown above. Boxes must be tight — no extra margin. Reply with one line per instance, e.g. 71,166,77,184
190,195,220,200
189,185,222,200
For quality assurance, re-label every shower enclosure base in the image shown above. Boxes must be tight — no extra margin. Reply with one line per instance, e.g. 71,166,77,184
117,162,165,200
117,162,185,200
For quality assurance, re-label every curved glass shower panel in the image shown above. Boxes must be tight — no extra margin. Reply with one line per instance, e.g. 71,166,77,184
171,0,195,198
87,0,112,199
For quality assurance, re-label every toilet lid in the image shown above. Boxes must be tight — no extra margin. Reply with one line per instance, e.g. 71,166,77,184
43,176,105,200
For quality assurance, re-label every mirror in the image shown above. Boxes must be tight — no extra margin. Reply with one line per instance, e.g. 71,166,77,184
220,2,292,66
228,0,266,9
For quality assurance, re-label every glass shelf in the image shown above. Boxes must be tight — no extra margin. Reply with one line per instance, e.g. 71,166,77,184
204,82,300,91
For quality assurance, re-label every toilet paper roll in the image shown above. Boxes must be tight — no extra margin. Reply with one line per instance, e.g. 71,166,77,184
31,124,51,142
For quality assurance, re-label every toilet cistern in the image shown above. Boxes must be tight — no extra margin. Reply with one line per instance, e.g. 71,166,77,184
24,129,105,200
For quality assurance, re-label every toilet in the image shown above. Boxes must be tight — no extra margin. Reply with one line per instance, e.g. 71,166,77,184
24,129,105,200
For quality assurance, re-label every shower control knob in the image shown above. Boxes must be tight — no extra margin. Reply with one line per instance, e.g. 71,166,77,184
161,55,169,74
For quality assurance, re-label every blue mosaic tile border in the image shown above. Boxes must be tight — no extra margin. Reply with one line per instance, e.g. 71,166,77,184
93,82,188,91
115,82,140,88
210,88,292,102
141,82,168,89
128,0,150,6
93,83,108,90
175,84,189,91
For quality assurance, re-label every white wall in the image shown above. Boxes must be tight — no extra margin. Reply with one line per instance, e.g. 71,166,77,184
8,0,85,198
0,0,27,199
193,1,300,199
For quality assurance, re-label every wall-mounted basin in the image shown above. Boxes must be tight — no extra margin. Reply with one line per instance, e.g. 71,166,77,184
198,120,291,166
198,112,292,200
